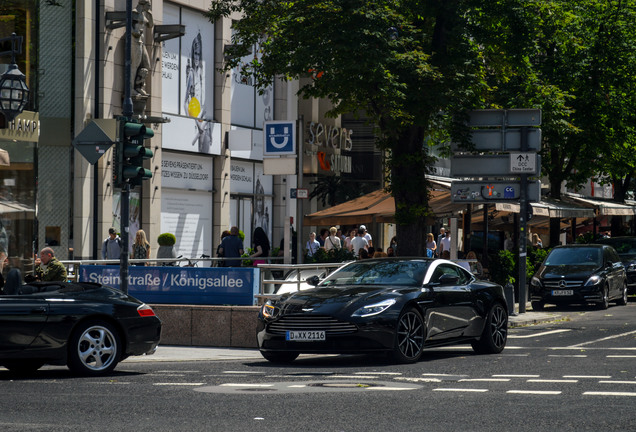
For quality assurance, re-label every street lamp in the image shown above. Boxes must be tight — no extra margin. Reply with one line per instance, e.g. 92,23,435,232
0,33,29,122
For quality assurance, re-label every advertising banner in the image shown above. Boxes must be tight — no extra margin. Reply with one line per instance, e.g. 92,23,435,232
79,266,259,306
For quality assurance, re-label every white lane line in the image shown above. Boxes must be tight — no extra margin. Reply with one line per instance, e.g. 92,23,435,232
367,387,418,391
355,372,402,375
220,383,274,387
564,375,611,379
153,383,205,386
568,329,636,348
508,329,572,339
599,381,636,385
421,373,469,377
607,355,636,358
458,378,510,382
527,379,578,383
433,388,489,393
288,385,307,388
507,390,562,395
493,374,540,378
395,377,442,383
548,354,587,358
223,371,265,374
584,391,636,397
327,375,377,379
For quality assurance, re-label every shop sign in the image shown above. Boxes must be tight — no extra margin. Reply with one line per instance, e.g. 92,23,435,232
304,121,352,175
0,111,39,142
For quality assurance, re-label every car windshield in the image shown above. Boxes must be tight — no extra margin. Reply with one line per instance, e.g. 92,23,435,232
545,247,602,266
319,260,430,287
598,238,636,257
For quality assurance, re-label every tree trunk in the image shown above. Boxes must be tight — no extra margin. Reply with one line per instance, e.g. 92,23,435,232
390,126,429,257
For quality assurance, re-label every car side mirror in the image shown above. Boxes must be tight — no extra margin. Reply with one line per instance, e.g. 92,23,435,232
438,274,460,285
306,275,321,286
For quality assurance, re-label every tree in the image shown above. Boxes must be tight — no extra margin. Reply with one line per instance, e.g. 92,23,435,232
208,0,487,256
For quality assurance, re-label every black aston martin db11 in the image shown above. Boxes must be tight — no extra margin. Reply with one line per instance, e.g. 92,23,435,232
0,280,161,375
257,258,508,363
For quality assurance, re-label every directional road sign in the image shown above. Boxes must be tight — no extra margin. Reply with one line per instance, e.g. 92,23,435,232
451,128,541,152
451,181,541,203
451,154,540,177
467,109,541,127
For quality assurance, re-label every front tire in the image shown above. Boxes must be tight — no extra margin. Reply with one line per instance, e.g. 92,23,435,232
392,307,425,363
598,284,610,310
472,303,508,354
260,351,299,363
68,320,121,376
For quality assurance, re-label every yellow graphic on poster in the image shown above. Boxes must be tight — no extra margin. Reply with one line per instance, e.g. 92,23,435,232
188,97,201,117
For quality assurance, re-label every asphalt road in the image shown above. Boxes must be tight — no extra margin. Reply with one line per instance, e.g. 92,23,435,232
2,301,636,432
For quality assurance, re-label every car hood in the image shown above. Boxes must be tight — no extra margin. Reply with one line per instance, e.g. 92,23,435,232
278,285,409,315
537,265,599,280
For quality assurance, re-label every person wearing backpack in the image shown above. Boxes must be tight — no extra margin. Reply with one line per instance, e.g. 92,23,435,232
102,227,122,260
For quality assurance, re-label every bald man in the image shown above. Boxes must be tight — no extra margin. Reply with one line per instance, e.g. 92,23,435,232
34,247,67,282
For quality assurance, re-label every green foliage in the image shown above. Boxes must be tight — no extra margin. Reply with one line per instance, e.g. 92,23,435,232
304,247,356,264
241,247,255,267
490,250,516,287
238,230,245,242
576,232,596,244
157,233,176,246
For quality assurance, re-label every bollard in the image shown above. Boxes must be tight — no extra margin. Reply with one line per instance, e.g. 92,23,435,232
504,282,516,316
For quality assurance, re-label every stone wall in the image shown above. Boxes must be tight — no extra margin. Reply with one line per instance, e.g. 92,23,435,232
151,304,260,348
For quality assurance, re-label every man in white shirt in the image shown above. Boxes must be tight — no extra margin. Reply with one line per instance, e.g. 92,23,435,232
440,232,451,257
351,229,369,257
359,225,373,248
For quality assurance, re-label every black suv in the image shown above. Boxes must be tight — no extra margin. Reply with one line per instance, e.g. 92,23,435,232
597,237,636,294
529,244,628,310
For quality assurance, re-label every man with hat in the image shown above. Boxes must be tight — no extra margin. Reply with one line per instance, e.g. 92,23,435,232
359,225,373,248
101,227,122,260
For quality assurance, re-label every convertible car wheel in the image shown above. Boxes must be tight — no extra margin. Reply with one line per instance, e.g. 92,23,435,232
260,351,299,363
68,320,121,376
2,360,45,375
392,307,425,363
472,303,508,354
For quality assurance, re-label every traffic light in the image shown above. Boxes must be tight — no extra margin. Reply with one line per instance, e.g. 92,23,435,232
114,118,154,189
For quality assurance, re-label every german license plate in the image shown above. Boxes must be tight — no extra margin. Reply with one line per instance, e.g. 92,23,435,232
286,330,326,342
552,290,573,296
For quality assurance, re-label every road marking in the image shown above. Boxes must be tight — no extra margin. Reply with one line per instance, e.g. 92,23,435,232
568,329,636,348
548,354,587,358
433,388,489,393
153,383,205,386
327,375,377,379
493,374,540,378
458,378,510,382
220,383,274,387
395,377,442,383
288,385,307,388
584,391,636,397
421,373,469,377
599,380,636,385
367,387,419,391
563,375,611,379
607,355,636,358
508,329,571,339
223,371,264,374
507,390,562,395
355,371,402,375
527,379,578,383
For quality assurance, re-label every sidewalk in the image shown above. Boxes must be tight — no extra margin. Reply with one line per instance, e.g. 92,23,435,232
124,307,565,364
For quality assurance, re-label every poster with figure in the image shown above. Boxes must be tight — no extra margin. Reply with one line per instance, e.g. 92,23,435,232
252,164,273,242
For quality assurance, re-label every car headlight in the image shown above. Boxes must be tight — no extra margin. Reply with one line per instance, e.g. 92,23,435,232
261,300,279,318
352,298,397,317
584,275,602,286
628,263,636,272
530,276,542,287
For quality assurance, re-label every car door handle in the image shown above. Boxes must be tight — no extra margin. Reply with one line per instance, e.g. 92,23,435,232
31,306,47,314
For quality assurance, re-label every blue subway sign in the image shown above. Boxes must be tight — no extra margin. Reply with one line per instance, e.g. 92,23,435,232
263,120,296,155
79,266,259,306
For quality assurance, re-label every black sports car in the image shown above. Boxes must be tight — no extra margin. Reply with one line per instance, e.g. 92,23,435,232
0,280,161,375
529,244,628,310
257,258,508,363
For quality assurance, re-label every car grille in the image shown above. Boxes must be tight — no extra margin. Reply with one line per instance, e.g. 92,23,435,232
543,280,584,289
268,315,358,335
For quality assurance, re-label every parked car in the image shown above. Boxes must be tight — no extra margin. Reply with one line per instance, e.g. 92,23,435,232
0,280,161,376
597,236,636,294
257,258,508,364
529,244,628,310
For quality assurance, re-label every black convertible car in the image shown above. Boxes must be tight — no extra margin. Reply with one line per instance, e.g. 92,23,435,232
257,258,508,363
0,280,161,375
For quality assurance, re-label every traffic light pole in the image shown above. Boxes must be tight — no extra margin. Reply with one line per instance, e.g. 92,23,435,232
120,0,134,294
518,126,529,313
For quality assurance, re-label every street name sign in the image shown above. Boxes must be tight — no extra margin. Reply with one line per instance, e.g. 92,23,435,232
451,154,540,177
290,188,308,199
451,180,541,203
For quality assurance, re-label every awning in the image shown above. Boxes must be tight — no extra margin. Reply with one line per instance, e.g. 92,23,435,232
495,197,595,219
0,199,35,219
303,177,462,226
565,194,636,216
